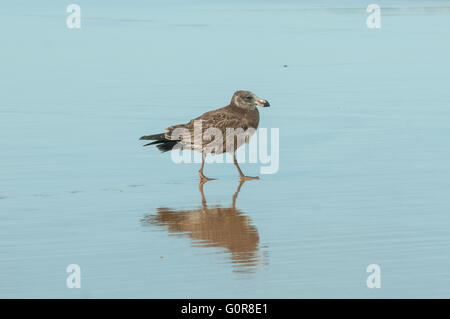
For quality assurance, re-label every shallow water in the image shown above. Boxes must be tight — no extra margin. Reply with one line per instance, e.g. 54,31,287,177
1,0,450,298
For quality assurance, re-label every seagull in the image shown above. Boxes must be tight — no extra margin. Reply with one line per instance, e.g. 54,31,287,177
139,90,270,181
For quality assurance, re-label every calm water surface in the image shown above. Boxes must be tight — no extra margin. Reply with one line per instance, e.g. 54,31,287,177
1,0,450,298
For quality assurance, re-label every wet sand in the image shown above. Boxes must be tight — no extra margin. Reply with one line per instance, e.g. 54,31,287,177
1,0,450,298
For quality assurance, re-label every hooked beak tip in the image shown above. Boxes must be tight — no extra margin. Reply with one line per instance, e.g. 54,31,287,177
257,99,270,107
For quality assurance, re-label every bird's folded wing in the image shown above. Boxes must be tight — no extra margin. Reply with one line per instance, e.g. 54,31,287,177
164,110,247,141
160,110,253,152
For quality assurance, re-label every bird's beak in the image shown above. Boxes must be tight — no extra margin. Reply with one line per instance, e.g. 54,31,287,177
255,99,270,107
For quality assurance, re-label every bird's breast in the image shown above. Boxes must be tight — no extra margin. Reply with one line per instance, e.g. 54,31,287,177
246,109,260,130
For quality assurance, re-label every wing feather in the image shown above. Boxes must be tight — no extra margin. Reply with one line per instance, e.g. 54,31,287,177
162,107,255,152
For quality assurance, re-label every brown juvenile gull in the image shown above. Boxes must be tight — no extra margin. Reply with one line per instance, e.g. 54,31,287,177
139,90,270,181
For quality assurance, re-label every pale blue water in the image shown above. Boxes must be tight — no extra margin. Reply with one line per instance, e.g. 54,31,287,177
1,0,450,298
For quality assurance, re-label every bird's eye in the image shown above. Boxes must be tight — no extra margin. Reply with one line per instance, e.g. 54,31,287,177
245,96,252,101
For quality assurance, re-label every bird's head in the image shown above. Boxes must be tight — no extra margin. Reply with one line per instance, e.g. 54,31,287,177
231,90,270,111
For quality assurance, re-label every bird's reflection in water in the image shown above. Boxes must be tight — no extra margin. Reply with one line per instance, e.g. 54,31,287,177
141,180,266,273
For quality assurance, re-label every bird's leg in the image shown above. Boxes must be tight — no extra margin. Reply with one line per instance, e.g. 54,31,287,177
198,153,216,181
233,152,259,180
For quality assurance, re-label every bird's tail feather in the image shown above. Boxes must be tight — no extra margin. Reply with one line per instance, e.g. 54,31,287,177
155,140,179,152
139,133,165,141
140,133,179,152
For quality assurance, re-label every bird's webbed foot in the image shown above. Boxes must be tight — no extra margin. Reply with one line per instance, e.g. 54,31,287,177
198,171,216,182
239,175,259,181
